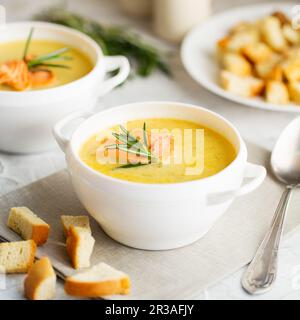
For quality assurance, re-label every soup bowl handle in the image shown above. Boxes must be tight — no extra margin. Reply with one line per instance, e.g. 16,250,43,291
206,162,266,205
53,111,94,153
99,56,130,96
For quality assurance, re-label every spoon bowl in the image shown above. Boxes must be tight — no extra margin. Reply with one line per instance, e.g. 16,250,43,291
271,117,300,186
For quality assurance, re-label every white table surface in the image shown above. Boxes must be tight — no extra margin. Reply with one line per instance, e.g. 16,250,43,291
1,0,300,300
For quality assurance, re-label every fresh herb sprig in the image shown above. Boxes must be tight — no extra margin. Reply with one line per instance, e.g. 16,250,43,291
22,27,34,60
35,8,171,78
23,28,71,69
105,123,156,169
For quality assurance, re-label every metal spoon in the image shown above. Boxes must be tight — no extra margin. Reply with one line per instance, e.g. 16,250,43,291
242,116,300,295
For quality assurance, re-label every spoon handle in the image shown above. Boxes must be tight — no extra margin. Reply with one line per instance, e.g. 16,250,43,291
242,186,293,294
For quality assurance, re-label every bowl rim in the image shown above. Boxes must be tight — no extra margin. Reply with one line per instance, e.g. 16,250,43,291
0,21,103,100
67,101,248,189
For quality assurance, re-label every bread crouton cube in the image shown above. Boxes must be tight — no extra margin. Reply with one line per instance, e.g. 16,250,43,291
0,240,36,273
7,207,50,246
282,24,300,45
261,16,287,51
222,53,252,76
66,226,95,269
61,215,91,237
282,58,300,82
24,257,56,300
267,65,284,81
242,42,273,63
272,11,291,26
65,262,130,297
288,81,300,104
266,81,289,104
255,53,282,79
229,22,253,35
220,70,264,98
217,28,260,53
283,47,300,60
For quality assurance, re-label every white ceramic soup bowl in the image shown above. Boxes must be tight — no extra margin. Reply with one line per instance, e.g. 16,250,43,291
53,102,266,250
0,22,130,153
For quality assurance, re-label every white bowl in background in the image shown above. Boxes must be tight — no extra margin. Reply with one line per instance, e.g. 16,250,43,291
0,21,130,153
53,101,266,250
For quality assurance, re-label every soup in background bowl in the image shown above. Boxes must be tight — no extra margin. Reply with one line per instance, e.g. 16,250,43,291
0,39,93,91
53,101,266,250
0,22,130,153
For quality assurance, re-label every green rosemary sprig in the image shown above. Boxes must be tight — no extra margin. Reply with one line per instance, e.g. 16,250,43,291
117,163,149,169
106,123,156,169
35,7,171,78
29,62,70,69
143,122,151,162
27,48,71,69
23,27,34,60
22,28,71,69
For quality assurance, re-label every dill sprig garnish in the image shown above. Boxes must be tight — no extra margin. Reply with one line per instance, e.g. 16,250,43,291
106,123,156,169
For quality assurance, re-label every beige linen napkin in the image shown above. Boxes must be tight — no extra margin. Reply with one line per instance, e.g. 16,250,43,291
0,143,299,300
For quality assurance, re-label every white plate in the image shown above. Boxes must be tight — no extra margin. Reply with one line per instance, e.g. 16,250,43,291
181,2,300,113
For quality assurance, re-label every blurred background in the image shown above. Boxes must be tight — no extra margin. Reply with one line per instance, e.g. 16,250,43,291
0,0,288,40
0,0,296,193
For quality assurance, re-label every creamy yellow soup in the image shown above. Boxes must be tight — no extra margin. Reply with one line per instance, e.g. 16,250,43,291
0,40,93,90
80,119,237,184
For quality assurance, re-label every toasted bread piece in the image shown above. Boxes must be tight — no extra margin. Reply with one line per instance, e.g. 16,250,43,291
282,58,300,82
266,65,284,82
0,240,36,273
24,257,56,300
222,53,252,76
66,226,95,269
220,70,264,98
261,16,287,51
217,37,230,58
65,262,130,297
7,207,50,246
229,22,253,35
217,28,259,53
288,81,300,104
242,42,273,63
282,24,300,45
61,215,91,237
272,11,291,26
284,47,300,60
266,81,289,104
255,53,282,79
